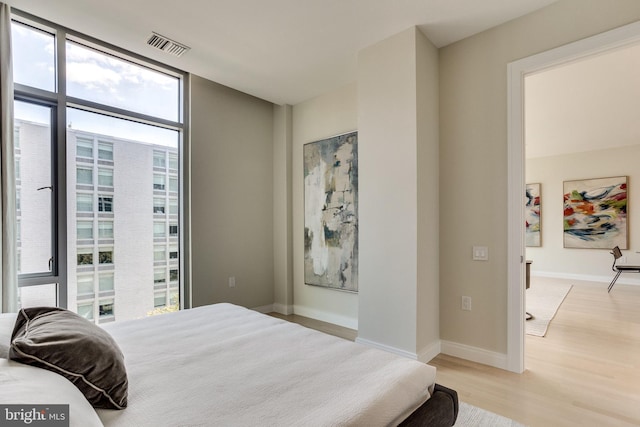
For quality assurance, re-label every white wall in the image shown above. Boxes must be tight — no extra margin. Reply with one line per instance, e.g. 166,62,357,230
273,105,294,313
357,27,440,359
416,28,440,358
291,83,359,329
526,145,640,283
357,28,419,352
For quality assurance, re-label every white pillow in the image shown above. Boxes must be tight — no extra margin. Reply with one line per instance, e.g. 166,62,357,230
0,359,104,427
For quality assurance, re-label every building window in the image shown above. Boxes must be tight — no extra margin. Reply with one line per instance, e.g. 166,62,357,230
154,222,165,238
77,302,94,320
98,196,113,212
169,269,178,282
98,142,113,161
169,176,178,192
168,153,178,170
153,151,166,168
15,159,20,180
99,273,114,292
154,246,165,261
14,126,20,148
98,221,114,239
99,299,114,318
154,269,165,284
153,174,165,190
98,248,113,264
169,224,178,236
77,221,93,240
77,248,93,266
98,168,113,187
77,275,94,295
169,246,178,260
77,193,93,212
153,198,165,214
77,166,93,185
76,137,93,158
169,198,178,215
16,189,20,211
154,292,166,308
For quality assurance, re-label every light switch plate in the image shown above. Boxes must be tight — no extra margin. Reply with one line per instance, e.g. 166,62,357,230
472,246,489,261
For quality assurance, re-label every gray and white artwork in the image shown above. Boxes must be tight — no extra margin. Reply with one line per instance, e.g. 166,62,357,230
303,131,358,292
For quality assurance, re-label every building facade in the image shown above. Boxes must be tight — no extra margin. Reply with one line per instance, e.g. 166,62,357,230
16,119,179,323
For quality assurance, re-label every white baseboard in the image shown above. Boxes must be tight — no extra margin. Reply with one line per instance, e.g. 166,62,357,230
440,340,508,370
533,270,640,286
418,341,442,363
355,338,442,363
293,305,358,330
355,337,418,360
272,303,293,315
251,304,274,314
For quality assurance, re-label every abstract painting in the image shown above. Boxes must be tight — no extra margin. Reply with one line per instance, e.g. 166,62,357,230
525,183,541,247
563,176,627,249
303,131,358,292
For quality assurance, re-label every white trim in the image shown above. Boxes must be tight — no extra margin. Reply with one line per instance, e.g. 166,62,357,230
532,270,640,286
251,304,274,314
272,303,293,315
293,304,358,330
417,341,442,364
355,337,418,360
507,20,640,374
507,56,526,374
440,340,508,370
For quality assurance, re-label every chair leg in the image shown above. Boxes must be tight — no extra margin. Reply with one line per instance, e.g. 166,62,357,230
608,270,622,293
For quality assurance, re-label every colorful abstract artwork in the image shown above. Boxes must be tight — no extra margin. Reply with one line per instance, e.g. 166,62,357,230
563,176,627,249
303,131,358,292
525,183,541,247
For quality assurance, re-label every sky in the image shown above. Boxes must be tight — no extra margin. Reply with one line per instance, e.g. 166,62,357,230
12,21,180,148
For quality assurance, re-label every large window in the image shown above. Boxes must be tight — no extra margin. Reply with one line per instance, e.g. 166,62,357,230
13,13,187,320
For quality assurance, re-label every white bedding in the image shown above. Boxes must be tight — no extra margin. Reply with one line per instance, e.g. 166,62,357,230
97,303,437,426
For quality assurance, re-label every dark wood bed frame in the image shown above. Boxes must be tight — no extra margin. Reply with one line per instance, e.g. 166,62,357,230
399,383,459,427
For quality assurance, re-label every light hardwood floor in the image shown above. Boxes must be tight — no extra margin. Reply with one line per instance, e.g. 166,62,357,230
271,277,640,426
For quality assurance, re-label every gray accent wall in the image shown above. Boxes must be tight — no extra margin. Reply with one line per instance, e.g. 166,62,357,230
190,75,274,309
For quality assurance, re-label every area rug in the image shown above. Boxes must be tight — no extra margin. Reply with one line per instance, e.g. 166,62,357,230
457,402,526,426
526,281,572,337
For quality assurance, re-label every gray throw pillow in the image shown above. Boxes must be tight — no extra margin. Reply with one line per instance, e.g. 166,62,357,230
9,306,128,410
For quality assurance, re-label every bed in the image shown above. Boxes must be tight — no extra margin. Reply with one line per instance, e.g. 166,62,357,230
1,303,458,426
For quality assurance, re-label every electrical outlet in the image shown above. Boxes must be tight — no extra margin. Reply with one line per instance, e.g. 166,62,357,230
228,276,236,288
461,296,472,311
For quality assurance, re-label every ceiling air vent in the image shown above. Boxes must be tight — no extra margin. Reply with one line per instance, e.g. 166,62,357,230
146,32,190,57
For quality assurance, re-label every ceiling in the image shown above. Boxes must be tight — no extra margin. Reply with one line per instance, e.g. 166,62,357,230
525,42,640,158
5,0,557,105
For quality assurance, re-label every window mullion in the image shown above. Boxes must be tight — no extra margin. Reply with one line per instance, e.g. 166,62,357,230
55,28,68,308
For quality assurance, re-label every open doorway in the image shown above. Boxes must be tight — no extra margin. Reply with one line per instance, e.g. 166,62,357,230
506,21,640,373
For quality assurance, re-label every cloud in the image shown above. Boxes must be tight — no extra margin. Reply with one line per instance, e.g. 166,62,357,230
66,62,122,90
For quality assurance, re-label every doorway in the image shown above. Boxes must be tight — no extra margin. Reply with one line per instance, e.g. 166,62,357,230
507,21,640,373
